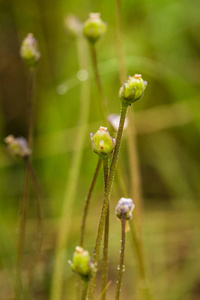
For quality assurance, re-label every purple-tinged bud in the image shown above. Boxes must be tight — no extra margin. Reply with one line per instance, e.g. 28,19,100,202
20,33,41,67
4,135,31,159
116,198,135,220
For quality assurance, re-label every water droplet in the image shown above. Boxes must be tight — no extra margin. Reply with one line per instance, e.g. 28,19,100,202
122,265,126,272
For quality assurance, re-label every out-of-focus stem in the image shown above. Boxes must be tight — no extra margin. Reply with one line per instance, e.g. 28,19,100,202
88,103,128,300
50,36,90,300
102,159,109,300
27,68,35,148
80,157,102,247
90,44,108,124
81,281,89,300
115,214,126,300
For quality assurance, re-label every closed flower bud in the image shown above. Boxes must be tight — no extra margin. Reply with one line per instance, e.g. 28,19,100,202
4,135,31,159
64,15,82,37
20,33,41,67
90,126,115,159
83,13,107,44
68,246,95,281
119,74,147,106
116,198,135,220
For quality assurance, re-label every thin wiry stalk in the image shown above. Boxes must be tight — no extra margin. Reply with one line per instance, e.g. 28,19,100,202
81,281,89,300
115,214,126,300
80,157,102,247
27,67,36,148
88,103,128,300
50,36,90,300
102,159,109,300
90,44,108,123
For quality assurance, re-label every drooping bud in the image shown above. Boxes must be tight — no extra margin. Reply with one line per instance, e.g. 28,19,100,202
83,13,107,44
64,15,82,37
90,126,115,159
68,246,95,281
116,198,135,220
20,33,41,67
119,74,147,106
4,135,31,159
108,114,128,132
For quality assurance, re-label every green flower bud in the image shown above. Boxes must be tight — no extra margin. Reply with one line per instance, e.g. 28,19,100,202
90,126,115,159
116,198,135,220
68,246,95,281
83,13,107,44
119,74,147,106
4,135,31,159
20,33,41,67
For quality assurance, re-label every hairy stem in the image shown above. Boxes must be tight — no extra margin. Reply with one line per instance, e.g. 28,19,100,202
50,36,90,300
81,281,89,300
115,214,126,300
80,157,102,247
102,159,109,300
90,44,108,123
88,103,128,299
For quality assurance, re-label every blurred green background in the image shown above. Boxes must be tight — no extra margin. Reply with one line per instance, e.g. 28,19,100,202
0,0,200,299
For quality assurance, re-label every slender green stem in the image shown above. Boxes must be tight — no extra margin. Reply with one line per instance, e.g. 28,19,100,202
80,158,102,247
50,36,90,300
115,0,126,83
27,67,36,148
81,281,89,300
90,44,108,123
102,159,109,300
129,220,152,300
88,103,128,300
115,214,126,300
26,160,43,290
15,159,30,299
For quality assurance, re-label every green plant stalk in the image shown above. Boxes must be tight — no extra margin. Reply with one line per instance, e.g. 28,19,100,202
50,36,90,300
27,67,36,148
15,160,30,299
88,103,128,299
81,281,89,300
129,220,152,300
115,214,126,300
26,159,43,290
90,44,108,123
80,157,102,247
102,159,109,300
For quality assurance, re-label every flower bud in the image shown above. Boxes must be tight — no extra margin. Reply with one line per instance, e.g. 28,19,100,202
90,126,115,159
119,74,147,106
64,15,82,37
4,135,31,159
116,198,135,220
68,246,95,281
83,13,107,44
20,33,41,67
108,114,128,132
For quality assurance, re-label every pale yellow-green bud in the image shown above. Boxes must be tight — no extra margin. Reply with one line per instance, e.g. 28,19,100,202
68,246,95,281
115,198,135,220
20,33,41,67
83,13,107,44
90,126,115,159
4,135,31,159
119,74,147,106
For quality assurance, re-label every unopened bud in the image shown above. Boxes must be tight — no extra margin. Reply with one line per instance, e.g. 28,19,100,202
4,135,31,159
68,246,95,281
64,15,82,37
108,114,128,132
20,33,41,67
116,198,135,220
90,126,115,159
119,74,147,106
83,13,107,44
